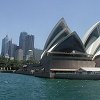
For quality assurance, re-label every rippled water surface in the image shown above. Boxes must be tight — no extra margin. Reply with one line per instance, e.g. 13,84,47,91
0,73,100,100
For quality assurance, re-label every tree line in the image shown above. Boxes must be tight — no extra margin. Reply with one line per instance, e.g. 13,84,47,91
0,56,39,70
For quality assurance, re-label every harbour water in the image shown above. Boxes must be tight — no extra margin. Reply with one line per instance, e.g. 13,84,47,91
0,73,100,100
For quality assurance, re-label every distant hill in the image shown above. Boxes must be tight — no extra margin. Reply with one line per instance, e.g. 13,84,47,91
34,48,43,61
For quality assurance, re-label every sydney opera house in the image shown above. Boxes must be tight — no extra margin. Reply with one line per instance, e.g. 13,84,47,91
35,18,100,79
83,21,100,66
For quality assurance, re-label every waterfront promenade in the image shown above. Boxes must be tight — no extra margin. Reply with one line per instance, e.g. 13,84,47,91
1,68,100,80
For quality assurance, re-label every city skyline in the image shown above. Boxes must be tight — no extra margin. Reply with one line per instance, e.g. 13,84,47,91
1,32,35,61
1,32,42,61
0,0,100,52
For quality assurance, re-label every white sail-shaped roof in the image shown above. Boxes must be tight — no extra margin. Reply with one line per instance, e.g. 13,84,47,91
41,18,72,58
86,36,100,55
44,18,71,50
41,18,87,59
93,50,100,60
82,21,100,50
48,32,85,53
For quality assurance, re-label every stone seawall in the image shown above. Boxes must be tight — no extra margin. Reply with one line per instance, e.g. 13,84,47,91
53,73,100,80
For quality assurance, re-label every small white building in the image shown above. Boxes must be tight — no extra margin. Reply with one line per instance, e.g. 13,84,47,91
26,50,34,61
78,67,100,74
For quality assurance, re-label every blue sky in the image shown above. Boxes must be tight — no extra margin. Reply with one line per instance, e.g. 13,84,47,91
0,0,100,52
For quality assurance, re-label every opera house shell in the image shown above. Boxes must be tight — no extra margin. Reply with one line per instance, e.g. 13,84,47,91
42,18,86,56
40,18,95,74
83,21,100,66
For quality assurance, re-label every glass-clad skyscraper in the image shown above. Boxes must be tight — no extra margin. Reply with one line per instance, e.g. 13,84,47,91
19,32,34,60
1,35,9,56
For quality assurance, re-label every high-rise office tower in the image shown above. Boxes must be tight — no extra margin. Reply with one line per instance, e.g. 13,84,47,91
25,34,35,60
19,32,35,60
1,35,17,59
8,39,12,57
15,46,23,61
19,32,28,57
7,40,18,60
11,43,17,59
1,35,9,56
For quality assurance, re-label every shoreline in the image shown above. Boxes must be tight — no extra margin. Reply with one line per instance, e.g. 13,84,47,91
1,70,100,80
